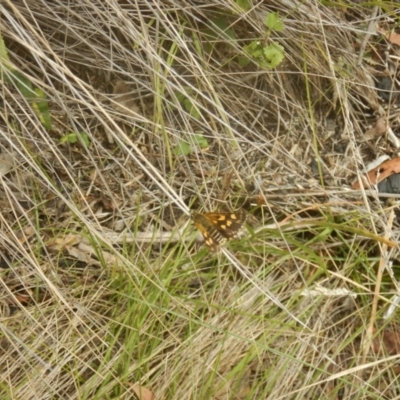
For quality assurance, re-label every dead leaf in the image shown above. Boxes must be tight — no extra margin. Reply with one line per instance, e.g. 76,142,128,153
371,329,400,355
352,157,400,189
377,26,400,46
67,246,92,264
47,234,81,251
130,383,154,400
77,242,119,265
364,117,387,140
112,80,140,114
12,289,33,306
0,152,16,177
16,226,36,244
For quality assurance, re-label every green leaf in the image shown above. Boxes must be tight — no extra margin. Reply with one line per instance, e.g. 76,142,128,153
190,133,208,149
183,98,201,119
0,35,9,62
60,132,90,147
176,90,201,119
32,88,52,130
210,18,237,41
0,35,36,97
79,132,90,147
262,43,285,68
0,34,53,130
174,133,209,156
0,34,12,83
243,41,263,56
265,12,284,32
237,55,251,66
174,140,191,157
12,71,36,98
241,40,284,69
234,0,251,12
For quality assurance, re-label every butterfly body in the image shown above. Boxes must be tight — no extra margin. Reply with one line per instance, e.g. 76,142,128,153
191,209,247,251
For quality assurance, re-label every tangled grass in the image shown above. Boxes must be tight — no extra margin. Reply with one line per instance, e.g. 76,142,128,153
1,1,400,399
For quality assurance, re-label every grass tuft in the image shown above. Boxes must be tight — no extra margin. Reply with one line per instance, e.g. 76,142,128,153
0,1,399,399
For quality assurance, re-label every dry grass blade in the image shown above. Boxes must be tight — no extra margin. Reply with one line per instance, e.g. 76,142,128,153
0,1,399,399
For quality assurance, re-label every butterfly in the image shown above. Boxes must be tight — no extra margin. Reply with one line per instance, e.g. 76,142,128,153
191,209,247,251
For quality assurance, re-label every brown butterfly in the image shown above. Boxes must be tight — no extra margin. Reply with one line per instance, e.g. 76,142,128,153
191,209,247,251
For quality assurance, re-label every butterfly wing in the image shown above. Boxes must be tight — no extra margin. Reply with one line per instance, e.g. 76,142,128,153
191,209,247,251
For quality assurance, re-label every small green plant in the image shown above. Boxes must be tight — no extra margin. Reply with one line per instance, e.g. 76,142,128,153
239,12,285,69
234,0,252,12
199,16,237,57
60,131,90,147
0,34,52,130
174,133,208,156
175,89,201,119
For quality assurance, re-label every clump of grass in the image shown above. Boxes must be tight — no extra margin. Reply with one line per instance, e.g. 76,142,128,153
0,1,398,399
